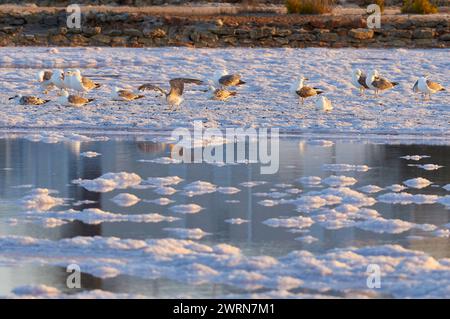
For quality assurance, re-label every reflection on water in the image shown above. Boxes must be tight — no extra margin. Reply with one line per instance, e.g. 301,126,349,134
0,134,449,297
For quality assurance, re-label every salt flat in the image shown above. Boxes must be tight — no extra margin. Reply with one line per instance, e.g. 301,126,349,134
0,47,448,135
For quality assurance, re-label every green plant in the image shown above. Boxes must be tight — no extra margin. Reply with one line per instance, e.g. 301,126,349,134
285,0,335,15
401,0,438,14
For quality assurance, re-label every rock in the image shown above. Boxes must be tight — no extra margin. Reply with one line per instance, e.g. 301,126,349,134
91,34,111,45
104,29,123,37
82,26,101,37
111,36,129,47
349,28,374,40
386,30,412,39
413,28,435,39
144,28,166,38
70,34,89,46
49,34,69,45
439,33,450,41
317,31,339,42
216,19,223,27
123,28,142,37
249,27,274,40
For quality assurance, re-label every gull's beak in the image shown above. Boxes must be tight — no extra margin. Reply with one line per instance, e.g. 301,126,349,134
8,97,14,100
304,78,309,81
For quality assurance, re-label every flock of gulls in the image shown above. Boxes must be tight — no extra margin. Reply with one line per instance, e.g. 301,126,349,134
7,67,446,111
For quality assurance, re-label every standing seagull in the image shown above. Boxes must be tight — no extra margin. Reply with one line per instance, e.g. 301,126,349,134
294,76,323,105
50,69,66,90
69,69,101,94
208,85,237,101
366,70,398,97
213,69,246,88
112,87,145,101
57,90,94,107
351,69,369,96
36,70,55,94
139,78,203,108
416,76,445,100
9,94,50,105
315,96,333,112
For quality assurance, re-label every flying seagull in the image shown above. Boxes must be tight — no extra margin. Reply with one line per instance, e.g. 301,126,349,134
138,78,203,108
208,85,237,101
415,76,445,100
9,94,50,106
366,70,398,97
351,69,369,96
294,76,323,105
57,90,94,107
36,70,55,94
213,70,246,88
112,87,145,101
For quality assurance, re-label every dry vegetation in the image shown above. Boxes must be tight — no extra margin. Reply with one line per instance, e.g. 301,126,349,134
401,0,439,14
285,0,335,14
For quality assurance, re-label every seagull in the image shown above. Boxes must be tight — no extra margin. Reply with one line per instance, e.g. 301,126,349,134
208,85,237,101
69,69,101,94
36,70,55,94
351,69,369,95
366,70,398,97
112,87,145,101
138,78,203,108
416,76,445,100
294,76,323,105
57,90,94,107
9,94,50,105
315,96,333,112
50,69,66,90
213,69,246,88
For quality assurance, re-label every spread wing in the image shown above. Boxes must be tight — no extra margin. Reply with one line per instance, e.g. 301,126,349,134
169,78,203,96
412,80,419,92
138,84,166,95
218,74,241,86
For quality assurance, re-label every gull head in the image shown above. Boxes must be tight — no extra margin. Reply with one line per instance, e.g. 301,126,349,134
8,94,22,101
354,69,363,77
114,86,122,92
36,71,45,82
57,90,69,97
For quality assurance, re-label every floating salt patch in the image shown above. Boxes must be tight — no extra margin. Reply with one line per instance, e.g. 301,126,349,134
163,228,210,240
403,177,432,189
73,200,97,206
182,181,217,197
444,184,450,191
80,151,101,158
378,192,439,205
145,197,174,206
408,164,443,171
11,184,33,189
39,218,68,228
217,187,241,194
387,184,407,192
263,216,314,229
73,172,142,193
20,188,64,211
258,199,278,207
138,157,182,164
355,217,418,234
307,140,334,147
146,176,183,187
432,229,450,238
400,155,430,161
295,235,318,244
322,164,370,172
254,192,287,199
111,193,140,207
437,196,450,208
153,186,177,196
170,204,203,214
225,199,240,204
322,175,357,187
298,176,321,186
225,218,249,225
23,208,179,225
306,187,376,207
359,185,384,194
286,188,302,194
239,181,267,188
275,183,293,188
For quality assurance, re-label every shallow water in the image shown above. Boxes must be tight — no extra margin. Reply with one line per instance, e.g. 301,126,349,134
0,132,449,298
